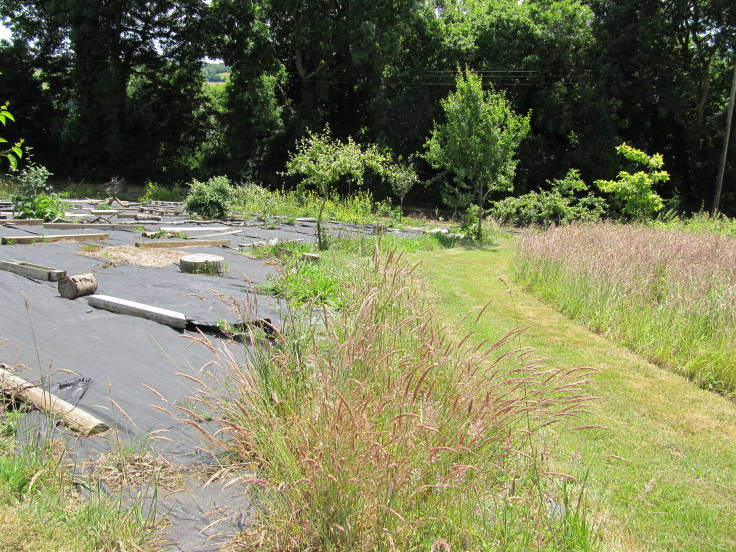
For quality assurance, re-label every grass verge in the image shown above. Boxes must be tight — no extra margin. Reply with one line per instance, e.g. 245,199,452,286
186,235,600,550
513,223,736,394
415,242,736,551
0,401,157,552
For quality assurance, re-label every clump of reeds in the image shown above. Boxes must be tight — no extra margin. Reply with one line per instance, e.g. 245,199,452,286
515,222,736,393
180,248,599,550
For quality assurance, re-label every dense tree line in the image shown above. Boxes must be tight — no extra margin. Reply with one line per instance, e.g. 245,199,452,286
1,0,734,213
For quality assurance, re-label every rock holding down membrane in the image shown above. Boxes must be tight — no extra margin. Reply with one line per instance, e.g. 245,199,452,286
58,273,98,299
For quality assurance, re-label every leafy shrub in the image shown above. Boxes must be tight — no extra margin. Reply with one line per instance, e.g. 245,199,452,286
10,161,64,220
184,175,234,219
594,143,667,220
490,169,607,226
139,180,186,202
12,161,52,198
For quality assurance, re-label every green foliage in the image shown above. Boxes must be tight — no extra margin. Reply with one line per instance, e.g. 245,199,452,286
139,180,187,202
0,100,23,171
184,175,235,219
11,160,52,197
425,69,531,240
384,159,419,219
9,160,64,221
285,127,390,248
13,193,65,221
491,169,608,226
594,143,668,220
233,183,377,224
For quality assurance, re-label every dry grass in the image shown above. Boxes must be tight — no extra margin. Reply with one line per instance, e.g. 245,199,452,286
78,244,188,267
173,248,599,550
515,222,736,392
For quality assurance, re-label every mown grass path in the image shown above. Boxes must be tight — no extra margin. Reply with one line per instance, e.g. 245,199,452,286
414,240,736,552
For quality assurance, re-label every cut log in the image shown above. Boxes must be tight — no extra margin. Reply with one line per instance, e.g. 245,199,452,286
180,253,225,275
135,239,230,249
1,233,109,245
0,367,109,436
58,273,98,299
87,294,187,329
0,260,66,281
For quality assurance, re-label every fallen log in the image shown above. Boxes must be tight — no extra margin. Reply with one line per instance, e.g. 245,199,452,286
0,367,109,436
58,273,98,299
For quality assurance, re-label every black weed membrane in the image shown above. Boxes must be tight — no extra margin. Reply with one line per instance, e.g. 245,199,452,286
0,206,419,549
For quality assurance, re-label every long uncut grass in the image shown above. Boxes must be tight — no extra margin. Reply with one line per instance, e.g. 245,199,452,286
184,246,599,550
514,223,736,393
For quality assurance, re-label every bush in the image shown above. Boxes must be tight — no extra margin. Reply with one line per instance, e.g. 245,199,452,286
139,180,187,202
594,143,668,220
10,161,64,221
13,192,64,221
183,176,234,219
490,169,607,226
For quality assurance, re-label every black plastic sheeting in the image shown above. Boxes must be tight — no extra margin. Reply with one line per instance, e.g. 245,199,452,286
0,214,423,550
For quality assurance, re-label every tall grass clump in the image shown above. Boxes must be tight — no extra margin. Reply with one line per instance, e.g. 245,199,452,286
233,183,376,224
184,246,599,550
514,222,736,393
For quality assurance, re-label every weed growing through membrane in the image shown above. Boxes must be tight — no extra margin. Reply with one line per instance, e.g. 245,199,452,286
179,244,600,550
514,222,736,393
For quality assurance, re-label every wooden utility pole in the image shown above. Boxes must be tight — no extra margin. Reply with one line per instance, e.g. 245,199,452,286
712,65,736,213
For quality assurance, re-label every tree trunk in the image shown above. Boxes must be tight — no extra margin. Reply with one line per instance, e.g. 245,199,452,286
317,193,328,250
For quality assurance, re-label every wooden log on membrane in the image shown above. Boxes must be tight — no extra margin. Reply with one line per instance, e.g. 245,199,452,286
1,233,109,245
0,260,66,281
87,294,187,329
135,239,229,249
58,273,98,299
0,366,109,436
3,219,44,226
180,253,225,275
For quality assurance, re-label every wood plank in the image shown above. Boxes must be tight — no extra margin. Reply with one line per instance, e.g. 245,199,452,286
159,226,230,232
87,294,187,329
44,222,132,230
3,219,44,226
1,233,109,245
0,260,66,281
134,239,230,249
0,367,109,436
88,209,120,215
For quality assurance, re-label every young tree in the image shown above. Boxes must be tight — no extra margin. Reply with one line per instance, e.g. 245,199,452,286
386,159,419,221
285,127,388,249
424,69,530,240
594,143,668,220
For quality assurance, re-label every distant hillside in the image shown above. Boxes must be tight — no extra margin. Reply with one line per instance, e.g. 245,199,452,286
201,62,230,82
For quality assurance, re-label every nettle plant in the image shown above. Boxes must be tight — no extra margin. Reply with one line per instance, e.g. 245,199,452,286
595,143,668,220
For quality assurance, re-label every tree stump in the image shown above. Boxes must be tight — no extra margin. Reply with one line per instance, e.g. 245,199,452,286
180,253,225,275
58,273,98,299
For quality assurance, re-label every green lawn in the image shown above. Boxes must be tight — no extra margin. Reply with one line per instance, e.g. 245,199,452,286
413,240,736,552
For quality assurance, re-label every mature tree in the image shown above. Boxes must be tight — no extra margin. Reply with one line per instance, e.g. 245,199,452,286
0,0,210,180
425,69,530,240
